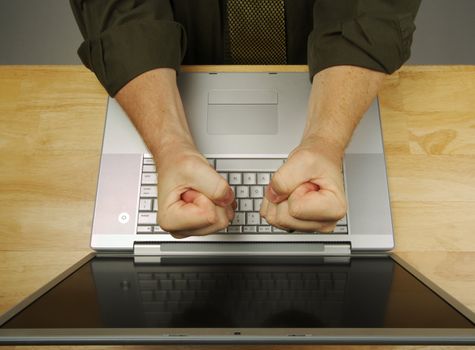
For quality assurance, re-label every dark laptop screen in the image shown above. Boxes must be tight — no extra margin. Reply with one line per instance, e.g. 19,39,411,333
1,256,473,329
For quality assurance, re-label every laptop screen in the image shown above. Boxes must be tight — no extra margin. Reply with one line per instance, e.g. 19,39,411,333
1,256,473,329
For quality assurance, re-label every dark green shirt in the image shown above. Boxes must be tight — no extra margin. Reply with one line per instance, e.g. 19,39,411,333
70,0,420,96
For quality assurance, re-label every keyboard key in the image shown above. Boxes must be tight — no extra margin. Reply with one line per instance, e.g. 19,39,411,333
143,158,155,165
153,226,164,232
247,212,260,225
236,186,249,198
337,216,347,225
218,172,228,181
239,199,253,211
216,159,284,171
169,290,181,301
139,280,157,290
229,173,242,185
257,173,271,185
333,226,348,233
141,186,157,197
258,226,272,233
175,279,187,289
142,165,156,172
250,186,263,198
243,173,256,185
153,199,158,212
261,217,269,225
139,199,152,211
207,159,215,168
137,226,153,233
254,199,263,211
159,279,173,289
272,227,287,233
140,291,153,302
138,212,157,225
142,173,157,185
243,226,257,233
227,226,242,233
232,212,245,226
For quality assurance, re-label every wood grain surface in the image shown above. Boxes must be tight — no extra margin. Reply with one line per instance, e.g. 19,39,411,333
0,65,474,349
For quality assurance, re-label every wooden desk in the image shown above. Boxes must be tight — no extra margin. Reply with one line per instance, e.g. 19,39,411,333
1,65,474,349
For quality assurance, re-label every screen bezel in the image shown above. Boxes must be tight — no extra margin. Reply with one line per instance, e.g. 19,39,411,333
0,253,474,345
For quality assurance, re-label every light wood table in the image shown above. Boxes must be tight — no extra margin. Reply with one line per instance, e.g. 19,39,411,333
0,65,474,350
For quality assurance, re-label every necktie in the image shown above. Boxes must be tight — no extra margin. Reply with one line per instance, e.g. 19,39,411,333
226,0,287,64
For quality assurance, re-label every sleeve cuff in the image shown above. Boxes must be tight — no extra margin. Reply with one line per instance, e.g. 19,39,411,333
77,20,187,96
308,14,416,81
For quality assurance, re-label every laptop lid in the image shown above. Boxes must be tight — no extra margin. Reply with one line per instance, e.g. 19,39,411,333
1,254,474,344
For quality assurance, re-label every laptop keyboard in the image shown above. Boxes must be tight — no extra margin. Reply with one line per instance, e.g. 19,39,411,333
137,155,348,234
137,268,347,327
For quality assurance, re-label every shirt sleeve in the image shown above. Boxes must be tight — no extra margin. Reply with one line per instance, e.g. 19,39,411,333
307,0,421,80
70,0,187,96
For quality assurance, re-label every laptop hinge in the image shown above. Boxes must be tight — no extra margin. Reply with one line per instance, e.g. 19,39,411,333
133,242,351,257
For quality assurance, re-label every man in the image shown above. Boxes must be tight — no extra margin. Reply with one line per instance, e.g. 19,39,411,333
70,0,420,238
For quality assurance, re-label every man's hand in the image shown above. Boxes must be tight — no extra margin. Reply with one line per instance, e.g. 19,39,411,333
260,140,346,233
156,145,236,238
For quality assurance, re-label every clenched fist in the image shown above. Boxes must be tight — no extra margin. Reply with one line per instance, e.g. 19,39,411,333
260,141,347,233
156,146,236,238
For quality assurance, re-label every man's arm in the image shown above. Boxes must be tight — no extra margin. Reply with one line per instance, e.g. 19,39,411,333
261,66,384,232
116,69,235,237
70,1,235,236
260,0,421,232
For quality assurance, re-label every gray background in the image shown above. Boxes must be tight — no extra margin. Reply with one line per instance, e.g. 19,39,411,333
0,0,474,65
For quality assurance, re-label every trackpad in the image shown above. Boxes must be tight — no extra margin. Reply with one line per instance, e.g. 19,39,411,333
207,104,278,135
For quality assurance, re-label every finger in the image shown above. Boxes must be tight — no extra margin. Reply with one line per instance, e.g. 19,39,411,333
187,162,234,207
226,204,235,222
259,197,270,217
275,200,335,233
266,155,312,204
288,183,346,221
160,192,217,232
170,205,231,238
262,201,287,231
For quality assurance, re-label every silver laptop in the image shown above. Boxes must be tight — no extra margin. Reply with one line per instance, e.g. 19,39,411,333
1,72,474,345
92,72,393,255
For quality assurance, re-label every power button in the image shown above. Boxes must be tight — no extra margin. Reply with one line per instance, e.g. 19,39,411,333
118,212,130,224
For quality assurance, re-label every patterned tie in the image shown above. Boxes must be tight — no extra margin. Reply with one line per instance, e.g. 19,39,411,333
226,0,287,64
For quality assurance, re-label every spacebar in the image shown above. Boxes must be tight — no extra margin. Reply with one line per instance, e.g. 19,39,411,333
216,159,284,171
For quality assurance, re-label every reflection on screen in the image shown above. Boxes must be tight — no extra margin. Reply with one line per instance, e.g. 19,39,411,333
2,256,474,329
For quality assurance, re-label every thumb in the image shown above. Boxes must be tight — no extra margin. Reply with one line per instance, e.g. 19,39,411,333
267,157,312,204
188,163,234,207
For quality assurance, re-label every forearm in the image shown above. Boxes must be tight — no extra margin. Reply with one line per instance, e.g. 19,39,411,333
302,66,386,158
115,68,195,159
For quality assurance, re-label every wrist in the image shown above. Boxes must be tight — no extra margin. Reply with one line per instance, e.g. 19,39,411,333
298,134,345,167
151,135,197,162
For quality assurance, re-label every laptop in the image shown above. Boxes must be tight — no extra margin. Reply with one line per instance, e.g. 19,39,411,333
0,72,474,344
92,71,394,253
